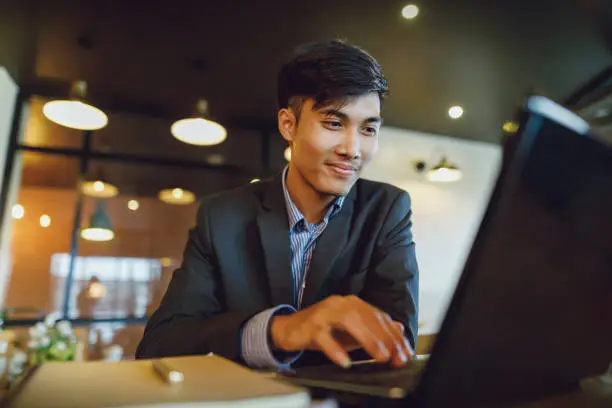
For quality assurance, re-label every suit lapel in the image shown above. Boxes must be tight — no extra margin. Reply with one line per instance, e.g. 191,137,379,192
256,175,293,306
301,187,357,307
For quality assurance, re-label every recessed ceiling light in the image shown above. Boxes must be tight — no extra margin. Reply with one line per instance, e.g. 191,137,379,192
40,214,51,228
250,178,260,184
448,106,464,119
127,200,139,211
12,204,24,219
401,4,419,19
284,147,291,162
502,120,519,133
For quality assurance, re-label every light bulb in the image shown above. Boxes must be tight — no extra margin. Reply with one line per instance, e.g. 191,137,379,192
40,214,51,228
402,4,419,19
43,100,108,130
12,204,24,219
448,106,464,119
171,118,227,146
284,147,291,162
127,200,139,211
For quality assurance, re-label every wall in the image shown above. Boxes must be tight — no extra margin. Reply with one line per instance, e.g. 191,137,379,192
5,124,502,336
361,126,502,334
0,67,19,308
5,187,198,316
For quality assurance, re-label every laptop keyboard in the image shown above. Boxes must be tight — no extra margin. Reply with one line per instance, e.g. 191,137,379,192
284,357,427,389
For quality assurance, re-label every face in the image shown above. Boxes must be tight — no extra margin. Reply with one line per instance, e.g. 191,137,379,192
278,93,381,197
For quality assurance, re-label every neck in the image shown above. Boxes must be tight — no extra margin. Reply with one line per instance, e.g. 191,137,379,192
285,165,335,224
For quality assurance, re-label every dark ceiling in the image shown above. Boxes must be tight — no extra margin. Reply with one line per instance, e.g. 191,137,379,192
2,0,612,195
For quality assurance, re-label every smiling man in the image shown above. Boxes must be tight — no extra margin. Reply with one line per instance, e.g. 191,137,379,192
136,41,419,369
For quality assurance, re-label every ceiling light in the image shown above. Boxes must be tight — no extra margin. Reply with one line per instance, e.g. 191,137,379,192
81,201,114,242
206,154,226,165
40,214,51,228
43,80,108,130
82,180,118,198
160,257,173,267
448,106,464,119
426,157,462,182
502,120,520,133
127,200,139,211
12,204,24,220
82,181,118,198
87,280,107,299
158,188,196,205
284,146,292,162
250,178,261,183
171,99,227,146
402,4,419,19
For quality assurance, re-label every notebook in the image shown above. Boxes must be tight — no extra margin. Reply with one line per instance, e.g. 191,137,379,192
7,355,310,408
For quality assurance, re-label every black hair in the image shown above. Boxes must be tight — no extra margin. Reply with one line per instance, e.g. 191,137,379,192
277,40,389,120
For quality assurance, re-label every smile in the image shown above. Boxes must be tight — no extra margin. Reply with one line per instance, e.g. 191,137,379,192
327,163,357,177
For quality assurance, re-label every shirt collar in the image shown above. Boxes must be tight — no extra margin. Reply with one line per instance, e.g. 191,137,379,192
281,166,345,230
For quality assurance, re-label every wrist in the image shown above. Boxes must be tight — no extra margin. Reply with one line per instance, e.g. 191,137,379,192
270,314,291,351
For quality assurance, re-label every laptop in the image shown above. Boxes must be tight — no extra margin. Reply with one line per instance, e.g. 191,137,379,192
277,95,612,408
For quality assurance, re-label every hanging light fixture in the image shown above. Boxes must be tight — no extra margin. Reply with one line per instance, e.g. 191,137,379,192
81,201,114,242
426,157,462,182
171,99,227,146
82,180,119,198
43,80,108,130
284,146,292,162
158,188,196,205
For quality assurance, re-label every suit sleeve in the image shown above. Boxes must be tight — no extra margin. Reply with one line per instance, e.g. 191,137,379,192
361,191,420,350
136,200,254,362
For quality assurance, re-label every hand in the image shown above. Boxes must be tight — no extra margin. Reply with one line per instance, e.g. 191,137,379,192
270,295,414,368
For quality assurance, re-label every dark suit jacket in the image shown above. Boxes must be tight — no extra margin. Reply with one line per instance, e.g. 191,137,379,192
136,174,419,366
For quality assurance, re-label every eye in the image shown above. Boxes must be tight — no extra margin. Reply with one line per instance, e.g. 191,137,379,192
363,126,378,136
322,121,343,130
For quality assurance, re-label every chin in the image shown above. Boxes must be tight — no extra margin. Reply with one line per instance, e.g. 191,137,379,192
316,176,356,197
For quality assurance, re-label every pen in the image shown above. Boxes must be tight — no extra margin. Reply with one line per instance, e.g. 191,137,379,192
152,359,184,385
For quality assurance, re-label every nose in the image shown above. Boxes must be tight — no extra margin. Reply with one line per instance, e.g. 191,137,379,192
338,128,361,160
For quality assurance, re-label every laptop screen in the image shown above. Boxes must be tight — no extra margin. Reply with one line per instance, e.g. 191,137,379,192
414,97,612,408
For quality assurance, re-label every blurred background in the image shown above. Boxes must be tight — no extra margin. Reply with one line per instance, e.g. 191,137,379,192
0,0,610,360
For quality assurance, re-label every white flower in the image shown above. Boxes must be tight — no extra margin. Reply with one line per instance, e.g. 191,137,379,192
53,341,67,352
39,336,51,348
44,312,60,327
27,339,39,349
12,350,27,365
9,359,23,375
55,320,73,337
29,322,47,339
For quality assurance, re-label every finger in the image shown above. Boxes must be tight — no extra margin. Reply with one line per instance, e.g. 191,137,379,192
388,317,415,359
379,316,410,367
333,312,391,363
312,328,352,368
393,321,404,333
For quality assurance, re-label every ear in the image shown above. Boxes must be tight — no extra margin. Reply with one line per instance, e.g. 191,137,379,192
278,108,297,144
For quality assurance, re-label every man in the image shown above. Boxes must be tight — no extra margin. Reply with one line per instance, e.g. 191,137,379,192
136,40,419,369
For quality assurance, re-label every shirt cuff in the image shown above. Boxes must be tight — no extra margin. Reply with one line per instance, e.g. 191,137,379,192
241,305,303,369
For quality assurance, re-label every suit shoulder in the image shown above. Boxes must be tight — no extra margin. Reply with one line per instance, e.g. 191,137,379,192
198,182,259,214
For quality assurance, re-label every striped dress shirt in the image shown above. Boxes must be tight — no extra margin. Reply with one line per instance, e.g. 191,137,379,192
241,167,345,368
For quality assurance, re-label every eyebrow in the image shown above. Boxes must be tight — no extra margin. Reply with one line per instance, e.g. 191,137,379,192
320,109,383,125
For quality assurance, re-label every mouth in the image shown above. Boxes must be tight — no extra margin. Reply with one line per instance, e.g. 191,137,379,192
326,163,358,178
